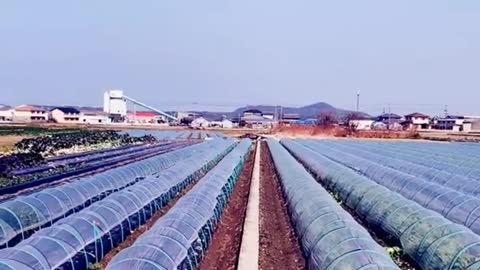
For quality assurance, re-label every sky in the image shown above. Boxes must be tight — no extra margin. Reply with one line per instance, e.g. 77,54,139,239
1,0,479,116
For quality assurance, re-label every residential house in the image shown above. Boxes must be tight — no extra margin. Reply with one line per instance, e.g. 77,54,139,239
51,107,81,123
373,113,403,130
280,113,301,124
0,105,13,122
432,115,480,132
432,115,465,131
242,109,263,117
13,105,49,122
376,113,402,123
262,111,275,120
240,109,274,128
403,112,430,130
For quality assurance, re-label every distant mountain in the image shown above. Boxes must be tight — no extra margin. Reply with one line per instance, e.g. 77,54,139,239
193,102,369,120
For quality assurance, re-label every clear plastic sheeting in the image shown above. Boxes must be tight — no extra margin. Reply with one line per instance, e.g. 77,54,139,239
267,140,398,270
106,139,252,270
339,140,480,181
296,139,480,236
0,140,225,248
318,140,480,186
282,139,480,270
0,138,238,270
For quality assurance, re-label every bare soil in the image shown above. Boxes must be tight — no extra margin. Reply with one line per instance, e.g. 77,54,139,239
197,143,256,270
0,135,28,152
259,141,306,270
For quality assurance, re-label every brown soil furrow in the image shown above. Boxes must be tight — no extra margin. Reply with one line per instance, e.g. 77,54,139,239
259,141,306,270
198,143,256,270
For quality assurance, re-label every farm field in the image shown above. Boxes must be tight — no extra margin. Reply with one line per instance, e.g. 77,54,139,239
0,132,480,270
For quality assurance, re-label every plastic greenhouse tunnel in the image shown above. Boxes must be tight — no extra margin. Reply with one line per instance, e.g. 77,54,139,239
295,139,480,237
281,139,480,270
105,139,252,270
0,139,235,249
0,138,238,270
267,139,399,270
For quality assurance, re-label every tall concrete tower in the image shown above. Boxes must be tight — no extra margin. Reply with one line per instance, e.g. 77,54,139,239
103,90,127,116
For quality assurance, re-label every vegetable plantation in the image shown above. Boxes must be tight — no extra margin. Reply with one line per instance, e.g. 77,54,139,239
281,139,480,270
0,127,81,137
0,131,158,190
1,134,480,270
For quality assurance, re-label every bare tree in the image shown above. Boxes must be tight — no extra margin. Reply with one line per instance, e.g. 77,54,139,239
317,112,338,129
343,112,362,134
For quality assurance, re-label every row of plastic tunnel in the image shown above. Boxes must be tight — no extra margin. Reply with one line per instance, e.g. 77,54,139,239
0,137,252,270
123,131,226,141
276,139,480,270
3,134,479,270
0,140,217,248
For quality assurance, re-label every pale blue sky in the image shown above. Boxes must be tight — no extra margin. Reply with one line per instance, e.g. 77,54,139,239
1,0,479,115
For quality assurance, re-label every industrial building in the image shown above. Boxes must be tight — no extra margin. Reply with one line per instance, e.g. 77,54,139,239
240,109,274,128
103,90,177,123
80,111,110,124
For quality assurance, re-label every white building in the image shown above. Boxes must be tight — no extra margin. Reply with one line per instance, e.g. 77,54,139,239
262,112,275,120
463,120,480,132
51,107,81,123
103,90,127,116
433,115,465,131
0,105,13,122
404,112,430,130
349,119,374,130
13,105,49,122
80,111,110,124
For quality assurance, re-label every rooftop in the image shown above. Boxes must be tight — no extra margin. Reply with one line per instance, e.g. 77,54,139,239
377,113,402,119
15,104,48,112
52,107,80,114
405,112,429,118
282,113,301,120
129,111,157,117
0,105,12,111
243,109,263,114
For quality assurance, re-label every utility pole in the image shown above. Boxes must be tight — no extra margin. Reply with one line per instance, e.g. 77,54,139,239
356,91,360,112
274,106,278,124
279,106,283,123
444,104,449,130
388,103,391,129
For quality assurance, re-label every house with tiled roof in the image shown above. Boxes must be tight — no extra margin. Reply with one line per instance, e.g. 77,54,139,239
51,107,81,123
403,112,431,130
13,104,49,122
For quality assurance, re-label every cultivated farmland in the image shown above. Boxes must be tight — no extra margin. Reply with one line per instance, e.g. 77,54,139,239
0,132,480,270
